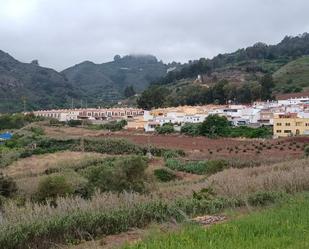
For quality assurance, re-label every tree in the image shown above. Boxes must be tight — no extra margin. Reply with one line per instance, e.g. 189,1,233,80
200,115,230,138
114,55,121,61
124,85,136,98
137,85,170,110
155,123,175,134
260,74,275,101
86,156,148,193
36,175,73,202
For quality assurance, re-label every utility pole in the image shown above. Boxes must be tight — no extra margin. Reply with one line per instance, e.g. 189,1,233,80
21,96,27,113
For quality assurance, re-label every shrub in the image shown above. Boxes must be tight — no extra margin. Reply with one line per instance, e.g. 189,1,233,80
0,173,17,198
200,115,230,138
84,156,148,193
29,126,45,136
67,120,82,127
0,113,44,130
180,123,201,136
83,138,143,155
162,150,181,160
247,191,284,206
36,175,73,202
155,123,174,134
165,159,228,175
228,126,273,138
100,120,128,131
205,160,229,175
154,168,177,182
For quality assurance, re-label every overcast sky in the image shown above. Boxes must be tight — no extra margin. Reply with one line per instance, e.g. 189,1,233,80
1,0,309,71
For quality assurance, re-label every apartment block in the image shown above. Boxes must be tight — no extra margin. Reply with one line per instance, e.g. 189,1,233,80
273,113,309,138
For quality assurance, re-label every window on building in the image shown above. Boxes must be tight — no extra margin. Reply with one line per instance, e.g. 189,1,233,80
296,122,302,126
284,130,292,133
285,123,291,126
277,123,282,126
276,130,282,133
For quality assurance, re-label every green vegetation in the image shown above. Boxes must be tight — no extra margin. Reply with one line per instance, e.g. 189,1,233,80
88,120,128,131
124,193,309,249
180,123,201,136
165,159,228,175
179,115,272,138
228,126,273,138
36,175,73,202
200,115,230,137
83,156,148,193
154,168,177,182
0,173,17,198
0,113,44,130
124,85,136,98
155,123,175,134
273,56,309,92
0,190,287,249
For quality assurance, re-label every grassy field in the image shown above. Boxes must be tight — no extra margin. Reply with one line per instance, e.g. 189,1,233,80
273,56,309,92
124,193,309,249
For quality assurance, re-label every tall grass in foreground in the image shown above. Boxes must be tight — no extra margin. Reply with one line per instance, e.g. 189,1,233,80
124,193,309,249
209,158,309,198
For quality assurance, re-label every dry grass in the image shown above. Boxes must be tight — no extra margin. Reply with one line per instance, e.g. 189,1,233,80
2,151,104,178
209,158,309,198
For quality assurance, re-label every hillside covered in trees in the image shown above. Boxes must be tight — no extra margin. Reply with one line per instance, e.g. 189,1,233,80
1,33,309,112
138,33,309,109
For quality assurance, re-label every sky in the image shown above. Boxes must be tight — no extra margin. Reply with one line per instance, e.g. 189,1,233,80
1,0,309,71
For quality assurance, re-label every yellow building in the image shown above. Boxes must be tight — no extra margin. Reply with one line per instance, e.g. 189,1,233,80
273,113,309,138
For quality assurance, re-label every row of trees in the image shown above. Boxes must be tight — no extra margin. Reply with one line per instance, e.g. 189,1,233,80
155,115,272,139
137,75,275,109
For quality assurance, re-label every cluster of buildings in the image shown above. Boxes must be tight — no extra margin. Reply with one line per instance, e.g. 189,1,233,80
32,96,309,138
33,108,144,123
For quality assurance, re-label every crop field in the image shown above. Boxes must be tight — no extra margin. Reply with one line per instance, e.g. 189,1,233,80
44,126,309,162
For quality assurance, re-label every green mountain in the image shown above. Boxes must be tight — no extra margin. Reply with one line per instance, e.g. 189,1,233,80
0,53,171,112
0,50,78,113
273,56,309,93
61,55,169,105
137,33,309,109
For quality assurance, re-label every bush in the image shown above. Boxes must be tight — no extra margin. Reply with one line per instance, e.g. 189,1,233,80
101,120,128,131
247,191,284,206
200,115,230,138
165,159,228,175
205,160,228,175
228,126,273,138
36,175,73,202
162,150,181,160
0,113,44,130
83,138,143,155
154,168,177,182
155,123,174,134
29,126,45,136
67,120,82,127
181,123,201,136
84,156,148,193
0,173,17,198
